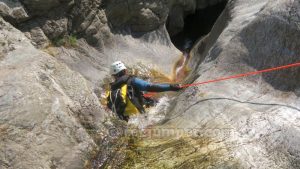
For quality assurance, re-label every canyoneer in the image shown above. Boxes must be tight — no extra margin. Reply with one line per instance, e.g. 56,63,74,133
107,61,182,122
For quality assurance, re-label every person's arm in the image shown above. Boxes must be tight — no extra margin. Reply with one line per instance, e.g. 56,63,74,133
131,78,181,92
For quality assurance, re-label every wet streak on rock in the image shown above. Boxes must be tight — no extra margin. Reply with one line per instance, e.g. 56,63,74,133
173,51,191,82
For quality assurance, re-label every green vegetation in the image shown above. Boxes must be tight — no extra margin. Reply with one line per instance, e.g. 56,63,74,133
85,120,241,169
117,135,239,169
52,34,77,47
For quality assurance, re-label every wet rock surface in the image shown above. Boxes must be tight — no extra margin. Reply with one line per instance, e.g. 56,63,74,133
164,0,300,168
0,0,300,168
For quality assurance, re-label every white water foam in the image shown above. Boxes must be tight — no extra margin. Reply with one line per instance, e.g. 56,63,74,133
128,96,172,130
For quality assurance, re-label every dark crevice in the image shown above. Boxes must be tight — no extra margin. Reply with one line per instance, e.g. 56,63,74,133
168,1,228,52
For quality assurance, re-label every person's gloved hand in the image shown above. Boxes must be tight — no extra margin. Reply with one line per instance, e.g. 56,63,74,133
169,84,182,91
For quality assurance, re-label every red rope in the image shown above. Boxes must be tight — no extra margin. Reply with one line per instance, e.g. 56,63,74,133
143,62,300,97
181,62,300,88
143,92,156,98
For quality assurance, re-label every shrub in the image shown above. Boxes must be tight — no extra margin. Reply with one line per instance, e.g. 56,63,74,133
52,34,77,47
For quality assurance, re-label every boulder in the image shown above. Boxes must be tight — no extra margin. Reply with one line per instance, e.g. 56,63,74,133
0,0,29,23
104,0,169,32
21,21,50,48
70,0,113,48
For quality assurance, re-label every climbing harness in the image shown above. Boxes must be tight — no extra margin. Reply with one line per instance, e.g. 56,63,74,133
110,89,120,114
107,75,146,119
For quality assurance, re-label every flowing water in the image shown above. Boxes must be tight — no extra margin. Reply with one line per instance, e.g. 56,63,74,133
128,96,173,129
173,38,193,82
90,63,188,168
89,59,244,168
89,42,201,168
88,1,233,167
174,51,191,82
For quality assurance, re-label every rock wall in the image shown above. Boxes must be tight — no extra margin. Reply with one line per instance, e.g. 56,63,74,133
0,17,106,169
167,0,227,36
164,0,300,168
0,0,192,168
1,0,226,78
1,0,300,168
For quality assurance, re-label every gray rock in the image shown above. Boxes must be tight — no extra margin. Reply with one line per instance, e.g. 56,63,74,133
163,0,300,168
0,2,11,17
1,0,300,168
0,0,70,44
52,39,109,86
166,5,185,36
104,0,169,32
68,0,113,48
21,0,73,16
21,21,50,48
0,17,106,169
40,16,68,39
0,0,29,23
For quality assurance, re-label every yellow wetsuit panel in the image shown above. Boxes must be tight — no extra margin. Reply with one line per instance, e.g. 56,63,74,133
120,85,139,116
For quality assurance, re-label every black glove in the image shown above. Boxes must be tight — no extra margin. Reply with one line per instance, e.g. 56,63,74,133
169,84,182,91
